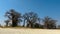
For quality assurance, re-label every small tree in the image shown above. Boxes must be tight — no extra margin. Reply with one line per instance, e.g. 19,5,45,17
5,20,10,27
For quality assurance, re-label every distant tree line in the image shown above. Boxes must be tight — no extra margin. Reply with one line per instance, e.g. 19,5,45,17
3,9,59,29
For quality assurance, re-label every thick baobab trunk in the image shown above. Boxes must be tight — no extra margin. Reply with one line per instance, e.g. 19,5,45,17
28,21,33,28
6,22,8,27
12,16,18,27
23,19,25,27
12,20,17,27
12,15,18,27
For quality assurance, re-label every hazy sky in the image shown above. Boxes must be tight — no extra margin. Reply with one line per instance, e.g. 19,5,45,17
0,0,60,25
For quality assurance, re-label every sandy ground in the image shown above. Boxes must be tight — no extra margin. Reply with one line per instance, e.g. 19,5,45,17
0,28,60,34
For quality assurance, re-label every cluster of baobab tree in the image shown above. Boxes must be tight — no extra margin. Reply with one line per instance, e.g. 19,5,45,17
4,9,57,29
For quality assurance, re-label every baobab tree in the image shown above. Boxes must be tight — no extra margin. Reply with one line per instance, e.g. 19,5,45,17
23,12,39,28
5,9,22,27
43,16,56,29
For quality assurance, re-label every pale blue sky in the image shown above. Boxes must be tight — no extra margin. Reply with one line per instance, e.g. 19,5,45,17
0,0,60,25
